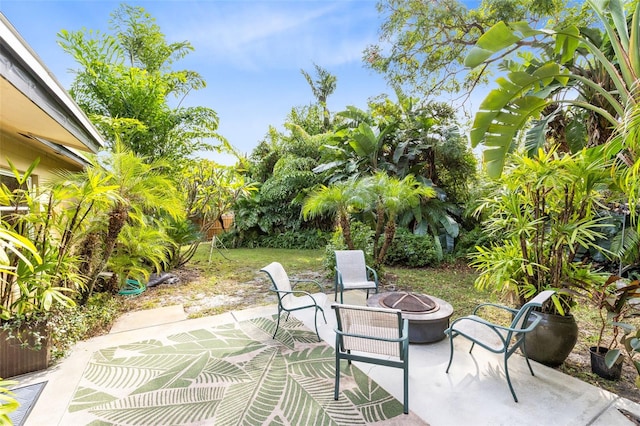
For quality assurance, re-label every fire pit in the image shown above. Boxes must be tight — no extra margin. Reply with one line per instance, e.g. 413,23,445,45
367,292,453,343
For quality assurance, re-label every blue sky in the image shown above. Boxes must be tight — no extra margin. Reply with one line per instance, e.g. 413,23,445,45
1,0,397,164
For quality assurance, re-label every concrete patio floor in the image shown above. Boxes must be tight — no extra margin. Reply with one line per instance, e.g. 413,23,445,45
11,290,640,425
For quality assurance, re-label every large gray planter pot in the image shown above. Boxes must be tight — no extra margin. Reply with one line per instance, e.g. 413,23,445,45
524,312,578,367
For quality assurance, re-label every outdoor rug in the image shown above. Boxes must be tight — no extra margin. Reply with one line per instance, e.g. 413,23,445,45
66,315,426,425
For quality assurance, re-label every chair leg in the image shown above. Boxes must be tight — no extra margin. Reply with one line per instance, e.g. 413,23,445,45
403,361,409,414
445,333,455,373
504,355,518,403
273,308,282,339
334,356,341,401
521,341,535,376
313,308,321,342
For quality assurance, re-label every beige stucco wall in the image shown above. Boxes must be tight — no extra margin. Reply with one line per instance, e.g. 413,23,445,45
0,131,84,186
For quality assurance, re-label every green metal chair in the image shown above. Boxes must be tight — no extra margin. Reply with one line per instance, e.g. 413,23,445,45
334,250,379,303
260,262,327,341
332,303,409,414
444,290,555,402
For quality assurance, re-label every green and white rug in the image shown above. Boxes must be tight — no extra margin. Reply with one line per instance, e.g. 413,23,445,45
67,316,426,425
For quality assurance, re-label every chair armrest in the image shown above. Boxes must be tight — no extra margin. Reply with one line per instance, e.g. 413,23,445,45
334,326,408,344
334,267,342,284
365,265,379,284
270,287,323,304
453,315,513,333
290,278,324,292
452,313,541,334
472,302,519,316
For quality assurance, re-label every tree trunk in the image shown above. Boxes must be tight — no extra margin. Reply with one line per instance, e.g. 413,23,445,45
339,213,354,250
376,220,396,269
81,203,129,304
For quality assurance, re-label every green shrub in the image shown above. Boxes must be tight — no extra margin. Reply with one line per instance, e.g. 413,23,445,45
220,229,330,250
259,229,329,249
48,293,122,360
453,225,493,258
385,228,440,267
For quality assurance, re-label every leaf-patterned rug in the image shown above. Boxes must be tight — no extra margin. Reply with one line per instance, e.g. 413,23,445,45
66,315,427,425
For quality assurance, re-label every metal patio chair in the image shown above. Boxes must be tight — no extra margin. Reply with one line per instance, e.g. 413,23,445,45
260,262,327,341
334,250,379,303
332,303,409,414
444,290,555,402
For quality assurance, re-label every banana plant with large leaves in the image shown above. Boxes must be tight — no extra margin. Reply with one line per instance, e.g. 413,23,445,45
466,0,639,179
313,108,398,182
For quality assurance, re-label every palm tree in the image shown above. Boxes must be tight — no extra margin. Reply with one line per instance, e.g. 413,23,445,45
363,173,436,268
301,63,337,131
302,180,366,249
80,146,184,302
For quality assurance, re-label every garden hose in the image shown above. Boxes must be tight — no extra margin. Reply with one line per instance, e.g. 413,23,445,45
118,279,146,296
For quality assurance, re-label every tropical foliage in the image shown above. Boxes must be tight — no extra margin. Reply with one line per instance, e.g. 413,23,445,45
57,4,230,164
465,0,639,185
79,147,184,302
234,106,330,242
1,160,83,320
177,160,257,265
303,173,436,269
365,0,585,97
470,149,617,314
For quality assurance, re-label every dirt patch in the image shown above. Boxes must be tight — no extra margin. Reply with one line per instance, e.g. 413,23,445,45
123,267,280,317
561,349,640,404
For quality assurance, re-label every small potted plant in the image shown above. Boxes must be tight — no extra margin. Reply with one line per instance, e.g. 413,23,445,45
589,275,640,380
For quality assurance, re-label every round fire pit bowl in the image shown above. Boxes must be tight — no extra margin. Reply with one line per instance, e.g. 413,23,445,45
367,292,453,343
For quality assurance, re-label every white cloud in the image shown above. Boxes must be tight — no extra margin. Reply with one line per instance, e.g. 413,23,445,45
163,2,378,70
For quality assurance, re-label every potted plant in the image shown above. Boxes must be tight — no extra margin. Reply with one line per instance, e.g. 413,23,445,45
589,275,640,381
0,161,80,377
470,148,617,366
0,223,54,378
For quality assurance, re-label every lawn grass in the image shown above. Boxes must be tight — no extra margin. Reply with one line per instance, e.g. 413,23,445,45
193,247,494,319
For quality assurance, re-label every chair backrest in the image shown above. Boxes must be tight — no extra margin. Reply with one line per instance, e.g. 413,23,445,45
335,250,368,283
260,262,293,308
333,304,404,357
511,290,555,331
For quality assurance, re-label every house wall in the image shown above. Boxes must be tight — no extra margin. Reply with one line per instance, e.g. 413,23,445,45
0,131,84,186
